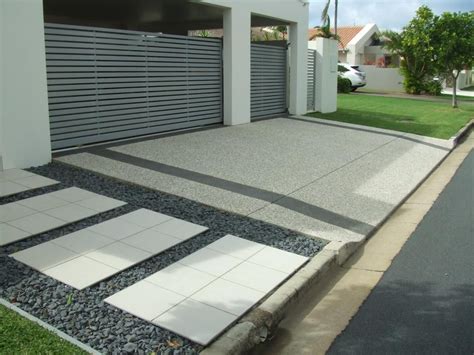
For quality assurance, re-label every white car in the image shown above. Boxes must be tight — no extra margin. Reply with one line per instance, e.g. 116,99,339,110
338,63,367,91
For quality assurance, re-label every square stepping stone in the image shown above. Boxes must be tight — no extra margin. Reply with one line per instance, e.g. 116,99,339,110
106,281,185,321
207,235,265,260
191,279,264,316
121,229,181,254
0,169,34,181
52,229,114,254
178,247,242,277
221,261,288,293
15,175,58,189
152,218,208,240
85,242,151,269
247,246,308,274
43,256,118,289
50,187,98,202
0,224,31,246
144,263,216,297
152,299,236,345
11,242,78,271
45,204,97,222
0,203,37,223
18,194,70,212
8,213,65,234
76,196,126,213
88,218,145,240
0,181,29,197
118,208,172,228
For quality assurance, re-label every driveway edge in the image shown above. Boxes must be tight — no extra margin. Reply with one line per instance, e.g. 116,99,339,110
203,120,473,355
0,298,100,355
201,248,337,355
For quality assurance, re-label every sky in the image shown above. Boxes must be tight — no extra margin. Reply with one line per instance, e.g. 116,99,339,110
308,0,473,31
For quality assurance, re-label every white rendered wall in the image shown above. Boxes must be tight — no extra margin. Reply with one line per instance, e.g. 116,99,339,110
0,0,51,169
346,24,379,65
359,65,404,93
202,0,309,122
311,38,337,113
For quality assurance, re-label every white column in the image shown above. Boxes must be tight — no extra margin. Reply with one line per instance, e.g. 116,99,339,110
314,38,338,113
222,7,251,125
288,20,308,115
0,0,51,170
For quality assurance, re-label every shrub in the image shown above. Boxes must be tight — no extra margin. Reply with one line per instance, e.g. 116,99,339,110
338,76,352,93
424,80,442,96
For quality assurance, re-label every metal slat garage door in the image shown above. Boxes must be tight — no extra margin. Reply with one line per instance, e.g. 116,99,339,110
45,23,223,149
307,49,316,111
251,43,287,120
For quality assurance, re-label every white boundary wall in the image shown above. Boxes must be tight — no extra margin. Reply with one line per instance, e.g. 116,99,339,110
359,65,404,93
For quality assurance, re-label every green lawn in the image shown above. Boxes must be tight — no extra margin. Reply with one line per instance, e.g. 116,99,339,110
0,304,87,354
307,94,474,139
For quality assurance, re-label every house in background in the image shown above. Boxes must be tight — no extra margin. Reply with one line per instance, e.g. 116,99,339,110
308,24,399,67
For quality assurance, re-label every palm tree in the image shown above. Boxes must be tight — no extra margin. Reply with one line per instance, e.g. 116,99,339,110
321,0,339,36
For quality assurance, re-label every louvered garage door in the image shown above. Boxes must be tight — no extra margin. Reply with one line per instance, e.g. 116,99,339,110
45,24,223,150
251,44,287,120
307,49,316,111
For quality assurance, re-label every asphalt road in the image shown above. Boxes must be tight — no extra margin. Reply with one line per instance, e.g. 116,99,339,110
328,151,474,355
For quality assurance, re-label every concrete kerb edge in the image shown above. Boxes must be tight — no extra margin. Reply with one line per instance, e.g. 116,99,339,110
201,249,337,355
0,298,101,355
451,119,473,146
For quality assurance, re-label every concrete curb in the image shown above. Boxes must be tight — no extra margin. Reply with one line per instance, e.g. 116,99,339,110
0,298,100,355
202,249,337,355
451,119,473,146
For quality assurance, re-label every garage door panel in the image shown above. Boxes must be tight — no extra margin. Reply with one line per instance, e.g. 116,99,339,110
45,23,223,149
251,43,287,120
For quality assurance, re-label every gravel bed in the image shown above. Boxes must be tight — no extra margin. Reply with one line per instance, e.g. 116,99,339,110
0,161,326,354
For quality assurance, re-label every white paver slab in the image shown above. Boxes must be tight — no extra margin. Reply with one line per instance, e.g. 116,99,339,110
106,235,309,345
0,203,37,223
0,169,58,197
0,181,29,197
191,278,264,316
8,213,65,234
152,218,209,241
44,204,98,222
14,175,58,189
9,209,209,289
17,194,70,211
43,256,118,290
76,196,126,213
11,242,78,271
247,246,309,274
144,263,216,297
52,229,114,254
49,187,98,202
0,187,127,246
221,261,288,293
88,218,145,240
85,242,151,269
0,169,35,181
119,208,173,228
0,224,31,246
152,299,236,345
206,235,265,260
121,229,182,254
106,281,185,321
178,247,242,277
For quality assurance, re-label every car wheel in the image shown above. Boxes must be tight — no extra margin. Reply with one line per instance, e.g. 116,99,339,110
351,87,358,92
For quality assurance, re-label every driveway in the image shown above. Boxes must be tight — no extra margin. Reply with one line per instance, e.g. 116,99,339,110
58,117,452,243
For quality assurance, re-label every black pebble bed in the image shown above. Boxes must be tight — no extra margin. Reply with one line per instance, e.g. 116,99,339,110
0,161,326,354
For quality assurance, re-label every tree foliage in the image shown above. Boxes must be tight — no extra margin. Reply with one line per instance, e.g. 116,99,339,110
432,11,474,107
382,6,474,107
